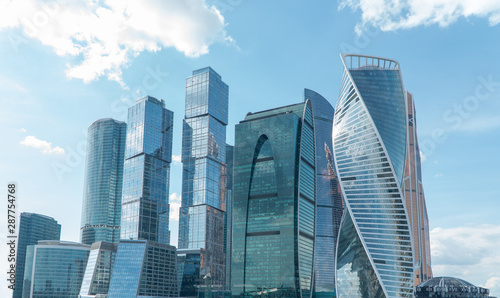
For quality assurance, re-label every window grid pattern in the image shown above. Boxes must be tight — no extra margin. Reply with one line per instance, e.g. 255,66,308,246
334,57,414,298
232,102,315,297
179,67,228,293
14,213,61,298
81,119,126,245
23,242,90,298
121,96,173,245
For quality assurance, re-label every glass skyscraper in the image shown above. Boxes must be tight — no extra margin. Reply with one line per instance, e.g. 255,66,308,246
107,240,178,297
79,241,118,298
224,144,233,293
80,118,126,245
108,95,178,297
232,101,316,297
121,95,174,244
13,213,61,298
178,67,228,295
22,241,90,298
402,91,432,285
304,89,344,297
333,54,414,297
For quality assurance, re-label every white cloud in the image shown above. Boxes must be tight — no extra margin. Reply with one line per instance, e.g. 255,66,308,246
172,154,182,164
419,150,427,162
19,128,27,133
431,225,500,296
340,0,500,33
0,0,231,87
169,192,182,221
434,173,443,178
20,135,65,155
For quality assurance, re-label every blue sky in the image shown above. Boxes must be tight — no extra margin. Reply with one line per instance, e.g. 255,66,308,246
1,0,500,295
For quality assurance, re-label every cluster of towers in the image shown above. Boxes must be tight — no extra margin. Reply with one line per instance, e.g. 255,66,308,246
14,54,433,298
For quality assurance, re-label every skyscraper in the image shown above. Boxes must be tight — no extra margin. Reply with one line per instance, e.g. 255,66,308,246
304,89,344,297
178,67,228,295
333,54,414,297
232,101,316,297
13,213,61,298
402,91,432,285
108,95,177,297
121,95,174,244
224,144,234,293
22,241,90,298
80,118,126,245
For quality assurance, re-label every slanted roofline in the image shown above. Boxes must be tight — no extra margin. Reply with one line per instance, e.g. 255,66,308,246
341,53,400,71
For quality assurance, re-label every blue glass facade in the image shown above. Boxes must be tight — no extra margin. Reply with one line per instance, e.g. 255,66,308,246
333,54,414,297
304,89,344,297
224,144,233,292
79,241,118,297
121,96,173,245
232,101,316,297
13,213,61,298
22,241,90,298
80,118,126,245
108,240,178,297
179,67,228,294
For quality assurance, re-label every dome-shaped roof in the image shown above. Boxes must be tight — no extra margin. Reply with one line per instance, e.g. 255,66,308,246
419,276,476,288
416,276,490,298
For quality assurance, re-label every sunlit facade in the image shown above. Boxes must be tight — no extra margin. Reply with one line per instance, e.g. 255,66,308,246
402,91,432,285
305,89,344,297
121,96,174,244
333,54,414,297
79,241,118,298
80,118,126,245
22,241,90,298
178,67,228,295
232,101,316,297
13,213,61,298
107,240,178,297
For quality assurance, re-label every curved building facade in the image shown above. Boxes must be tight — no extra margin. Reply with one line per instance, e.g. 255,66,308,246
333,54,414,297
304,89,344,297
232,101,316,297
81,118,126,245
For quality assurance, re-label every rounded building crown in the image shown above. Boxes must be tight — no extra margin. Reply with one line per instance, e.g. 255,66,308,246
416,277,490,297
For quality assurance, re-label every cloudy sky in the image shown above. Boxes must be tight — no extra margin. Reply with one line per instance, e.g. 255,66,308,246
1,0,500,295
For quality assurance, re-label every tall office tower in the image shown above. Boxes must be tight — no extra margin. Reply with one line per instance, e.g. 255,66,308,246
402,91,432,285
304,89,344,297
224,144,234,293
22,241,90,298
13,213,61,298
107,240,178,297
109,95,177,297
79,241,118,298
121,95,174,244
80,118,126,245
333,54,414,297
178,67,228,295
232,101,316,297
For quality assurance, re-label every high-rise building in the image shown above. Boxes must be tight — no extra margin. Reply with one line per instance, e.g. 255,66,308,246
22,241,90,298
79,241,118,298
80,118,126,245
333,54,414,297
178,67,228,295
107,240,178,297
304,89,344,297
402,91,432,285
232,101,317,297
109,95,177,297
224,144,234,293
13,213,61,298
120,95,174,244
